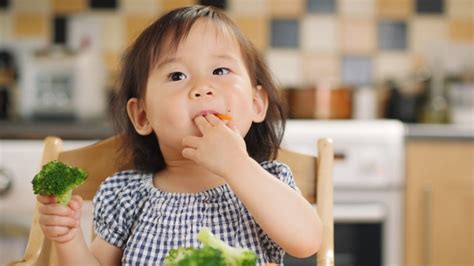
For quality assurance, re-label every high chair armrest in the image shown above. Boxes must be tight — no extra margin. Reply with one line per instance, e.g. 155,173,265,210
317,250,335,266
7,203,43,265
8,136,63,266
8,203,58,266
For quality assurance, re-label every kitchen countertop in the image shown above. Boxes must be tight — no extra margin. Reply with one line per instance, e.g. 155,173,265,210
1,119,473,140
0,119,114,140
405,123,474,140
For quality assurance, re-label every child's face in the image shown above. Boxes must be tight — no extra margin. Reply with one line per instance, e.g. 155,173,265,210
127,19,268,156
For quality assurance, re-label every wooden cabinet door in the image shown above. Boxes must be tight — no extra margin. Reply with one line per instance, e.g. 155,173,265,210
405,140,474,266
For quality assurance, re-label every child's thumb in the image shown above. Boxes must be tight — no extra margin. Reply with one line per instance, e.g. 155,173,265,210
69,195,83,211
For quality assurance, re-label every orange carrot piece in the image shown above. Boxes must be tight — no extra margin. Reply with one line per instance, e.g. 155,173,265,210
216,113,232,121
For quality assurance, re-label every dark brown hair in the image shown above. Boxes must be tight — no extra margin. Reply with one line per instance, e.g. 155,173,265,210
112,5,287,173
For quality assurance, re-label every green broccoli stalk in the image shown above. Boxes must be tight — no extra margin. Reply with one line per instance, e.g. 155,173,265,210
197,227,257,266
32,160,88,205
164,227,257,266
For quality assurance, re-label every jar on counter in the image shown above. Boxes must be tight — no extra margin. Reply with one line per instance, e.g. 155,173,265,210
283,83,353,119
0,50,17,120
314,85,353,119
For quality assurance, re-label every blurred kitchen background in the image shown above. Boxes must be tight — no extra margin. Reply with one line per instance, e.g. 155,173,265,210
0,0,473,266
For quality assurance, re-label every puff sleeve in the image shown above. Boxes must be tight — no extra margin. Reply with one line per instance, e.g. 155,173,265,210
260,160,299,191
92,170,147,249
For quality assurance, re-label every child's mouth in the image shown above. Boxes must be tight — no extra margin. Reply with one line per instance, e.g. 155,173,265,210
194,110,233,121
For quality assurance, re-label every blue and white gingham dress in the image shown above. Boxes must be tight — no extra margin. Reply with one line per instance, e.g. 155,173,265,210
93,160,297,265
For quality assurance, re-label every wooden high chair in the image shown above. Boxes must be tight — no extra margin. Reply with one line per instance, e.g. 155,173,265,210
278,139,335,266
9,135,334,266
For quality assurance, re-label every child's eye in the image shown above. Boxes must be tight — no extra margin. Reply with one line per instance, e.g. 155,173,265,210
213,67,230,76
168,72,187,81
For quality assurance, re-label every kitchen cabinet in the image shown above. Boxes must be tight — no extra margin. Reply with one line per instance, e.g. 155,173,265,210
405,140,474,266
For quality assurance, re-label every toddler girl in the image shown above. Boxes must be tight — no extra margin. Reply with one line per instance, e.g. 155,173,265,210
37,5,322,265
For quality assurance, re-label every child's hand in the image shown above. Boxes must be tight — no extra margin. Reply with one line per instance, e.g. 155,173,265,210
182,114,249,178
37,194,83,243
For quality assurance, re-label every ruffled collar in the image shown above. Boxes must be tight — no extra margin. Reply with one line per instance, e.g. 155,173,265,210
140,173,235,204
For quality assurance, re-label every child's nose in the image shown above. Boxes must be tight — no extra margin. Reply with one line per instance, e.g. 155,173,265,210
190,86,215,99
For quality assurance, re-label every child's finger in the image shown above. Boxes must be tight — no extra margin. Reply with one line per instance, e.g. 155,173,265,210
194,116,212,134
206,114,223,126
227,123,240,133
39,203,73,216
72,210,81,220
37,195,56,204
50,228,78,243
41,224,70,237
40,214,78,228
182,147,197,161
182,135,200,148
68,195,83,211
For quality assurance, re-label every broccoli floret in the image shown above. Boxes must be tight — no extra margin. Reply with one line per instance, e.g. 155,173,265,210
32,160,88,205
197,227,257,266
165,246,226,266
164,227,257,266
165,247,198,265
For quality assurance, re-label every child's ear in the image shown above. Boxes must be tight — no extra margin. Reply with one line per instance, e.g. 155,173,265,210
252,85,269,123
127,98,153,135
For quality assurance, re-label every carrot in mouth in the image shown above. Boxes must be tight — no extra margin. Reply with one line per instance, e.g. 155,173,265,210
216,113,232,121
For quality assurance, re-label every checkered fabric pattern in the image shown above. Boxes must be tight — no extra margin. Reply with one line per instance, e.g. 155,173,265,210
93,160,297,265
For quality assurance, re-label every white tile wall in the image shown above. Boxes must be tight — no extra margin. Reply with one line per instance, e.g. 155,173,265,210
301,15,339,52
341,18,376,54
99,14,124,52
447,0,474,19
302,52,340,84
121,0,160,14
0,13,13,39
228,0,268,16
410,17,447,54
266,49,303,87
374,52,413,82
12,0,51,14
339,0,376,18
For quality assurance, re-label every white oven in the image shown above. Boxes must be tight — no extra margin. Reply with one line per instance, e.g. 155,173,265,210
281,120,405,266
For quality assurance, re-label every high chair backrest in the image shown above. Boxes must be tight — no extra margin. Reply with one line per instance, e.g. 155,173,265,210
10,135,334,266
278,139,334,266
9,135,133,266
